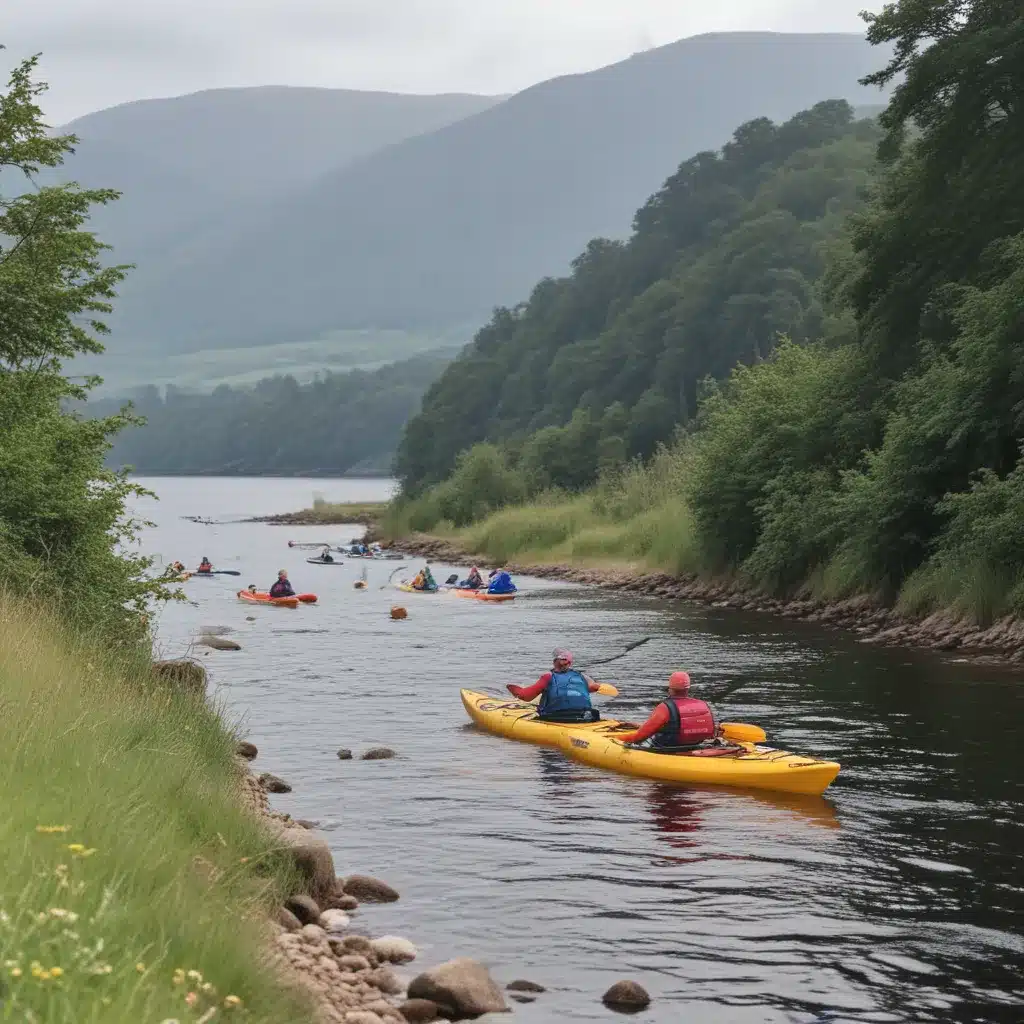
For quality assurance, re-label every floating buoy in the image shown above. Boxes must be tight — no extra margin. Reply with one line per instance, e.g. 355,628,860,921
390,606,407,620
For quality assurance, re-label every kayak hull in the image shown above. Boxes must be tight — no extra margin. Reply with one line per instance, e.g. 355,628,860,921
306,558,344,566
396,582,438,594
296,593,318,604
444,587,516,602
237,590,298,608
459,690,839,796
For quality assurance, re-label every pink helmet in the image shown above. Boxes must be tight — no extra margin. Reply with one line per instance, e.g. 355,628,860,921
553,648,573,667
669,671,691,691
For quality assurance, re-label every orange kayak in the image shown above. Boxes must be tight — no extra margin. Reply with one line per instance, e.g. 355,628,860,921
295,593,318,604
237,590,298,609
443,587,516,602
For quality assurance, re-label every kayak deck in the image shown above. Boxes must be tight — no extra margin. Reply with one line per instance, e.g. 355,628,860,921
460,689,840,796
237,590,298,608
444,588,516,602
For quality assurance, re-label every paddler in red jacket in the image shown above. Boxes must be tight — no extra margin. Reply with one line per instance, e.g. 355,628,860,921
617,671,717,748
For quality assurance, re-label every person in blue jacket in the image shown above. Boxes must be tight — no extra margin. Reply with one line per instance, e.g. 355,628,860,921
487,568,517,594
507,648,600,722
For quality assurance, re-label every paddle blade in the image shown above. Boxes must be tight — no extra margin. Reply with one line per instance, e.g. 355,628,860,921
595,682,619,697
719,721,766,743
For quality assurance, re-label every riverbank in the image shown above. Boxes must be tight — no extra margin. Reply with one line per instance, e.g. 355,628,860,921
250,500,388,527
396,533,1024,664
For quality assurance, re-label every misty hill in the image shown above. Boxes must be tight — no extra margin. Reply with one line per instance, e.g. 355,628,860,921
48,87,500,274
106,32,891,357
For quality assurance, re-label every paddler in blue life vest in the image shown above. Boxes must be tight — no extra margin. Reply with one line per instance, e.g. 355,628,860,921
617,671,716,748
507,648,601,722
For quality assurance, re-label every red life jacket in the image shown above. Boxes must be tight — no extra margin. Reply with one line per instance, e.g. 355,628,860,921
652,696,715,748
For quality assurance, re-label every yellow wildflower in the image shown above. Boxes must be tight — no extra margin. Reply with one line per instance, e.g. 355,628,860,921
135,962,146,973
186,969,203,982
172,968,186,985
49,967,63,978
36,825,71,834
10,967,22,978
223,994,243,1009
66,844,97,858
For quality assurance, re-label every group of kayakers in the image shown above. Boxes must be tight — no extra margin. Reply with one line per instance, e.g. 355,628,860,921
408,563,517,595
508,648,716,751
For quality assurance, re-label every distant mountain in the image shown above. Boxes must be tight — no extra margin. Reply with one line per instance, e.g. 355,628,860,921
104,32,891,357
47,86,500,281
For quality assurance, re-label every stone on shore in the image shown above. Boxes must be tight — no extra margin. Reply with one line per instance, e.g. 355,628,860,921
371,935,417,963
368,965,405,995
236,740,259,760
271,824,337,901
286,894,322,926
338,748,354,760
362,747,396,760
152,659,207,696
276,905,303,931
339,954,372,973
398,999,440,1022
320,909,351,932
259,772,292,793
343,1013,384,1024
343,874,400,902
602,980,651,1011
340,935,375,956
407,958,508,1019
325,892,359,911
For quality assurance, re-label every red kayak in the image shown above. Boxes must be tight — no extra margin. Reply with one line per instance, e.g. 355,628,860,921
238,590,298,609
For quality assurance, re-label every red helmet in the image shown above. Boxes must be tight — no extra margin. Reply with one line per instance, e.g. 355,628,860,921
668,671,691,691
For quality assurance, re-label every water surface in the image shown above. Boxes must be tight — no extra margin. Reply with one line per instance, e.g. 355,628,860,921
134,477,1024,1024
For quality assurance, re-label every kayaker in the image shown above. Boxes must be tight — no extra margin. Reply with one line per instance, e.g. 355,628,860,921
487,569,516,595
461,566,484,589
507,648,601,722
198,557,213,573
319,547,335,564
269,569,296,598
412,564,437,591
616,672,716,748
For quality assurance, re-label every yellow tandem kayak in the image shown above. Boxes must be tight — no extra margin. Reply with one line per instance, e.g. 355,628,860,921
460,689,840,796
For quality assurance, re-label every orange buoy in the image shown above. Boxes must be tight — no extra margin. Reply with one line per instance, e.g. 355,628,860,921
354,580,368,590
390,606,407,620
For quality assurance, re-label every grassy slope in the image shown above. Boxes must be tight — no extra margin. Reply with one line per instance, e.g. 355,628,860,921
0,599,311,1023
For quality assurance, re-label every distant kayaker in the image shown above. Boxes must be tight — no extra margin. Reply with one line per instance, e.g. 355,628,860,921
507,648,601,722
198,557,213,573
319,547,335,563
462,566,484,589
616,672,716,748
412,564,437,591
269,569,296,598
487,569,516,595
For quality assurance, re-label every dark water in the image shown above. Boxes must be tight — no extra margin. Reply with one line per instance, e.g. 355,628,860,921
134,477,1024,1024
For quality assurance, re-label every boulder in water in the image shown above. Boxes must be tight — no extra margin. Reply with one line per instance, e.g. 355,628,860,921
259,772,292,793
407,958,508,1018
362,747,396,760
342,875,399,903
398,999,440,1023
602,980,651,1011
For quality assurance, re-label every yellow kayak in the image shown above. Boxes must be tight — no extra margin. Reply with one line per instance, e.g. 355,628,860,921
396,581,439,594
460,690,840,796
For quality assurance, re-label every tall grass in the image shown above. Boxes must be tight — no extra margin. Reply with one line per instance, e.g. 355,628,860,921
0,599,312,1023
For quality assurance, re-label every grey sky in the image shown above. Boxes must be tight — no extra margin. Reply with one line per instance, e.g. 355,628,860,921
4,0,873,124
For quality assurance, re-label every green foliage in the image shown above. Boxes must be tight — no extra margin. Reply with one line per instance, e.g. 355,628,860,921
396,101,882,493
0,50,163,646
90,351,451,476
0,598,311,1023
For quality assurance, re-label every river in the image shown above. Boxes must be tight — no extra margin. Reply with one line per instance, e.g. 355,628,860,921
132,476,1024,1024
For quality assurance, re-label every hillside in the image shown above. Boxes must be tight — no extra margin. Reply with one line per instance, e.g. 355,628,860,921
105,32,890,356
92,350,454,476
395,100,882,492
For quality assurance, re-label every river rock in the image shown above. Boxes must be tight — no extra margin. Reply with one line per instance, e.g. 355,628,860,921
276,905,303,931
371,935,417,963
362,747,396,760
339,954,372,973
259,772,292,793
407,958,508,1019
236,741,259,760
368,965,404,995
340,935,375,956
338,748,354,760
320,909,351,932
602,980,651,1011
325,892,359,911
271,824,337,901
509,993,536,1004
299,923,328,946
152,659,207,696
294,818,320,830
398,999,439,1022
199,635,242,651
343,1012,384,1024
246,615,256,621
507,979,546,993
343,875,400,902
286,894,322,925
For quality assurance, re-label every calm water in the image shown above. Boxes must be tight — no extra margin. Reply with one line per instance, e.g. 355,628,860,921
133,477,1024,1024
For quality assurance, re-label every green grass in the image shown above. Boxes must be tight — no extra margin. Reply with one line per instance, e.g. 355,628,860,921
0,599,313,1023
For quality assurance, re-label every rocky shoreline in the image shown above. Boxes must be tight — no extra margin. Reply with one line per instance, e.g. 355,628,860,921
395,534,1024,665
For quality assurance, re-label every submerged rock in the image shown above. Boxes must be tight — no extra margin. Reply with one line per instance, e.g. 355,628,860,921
199,635,242,651
362,747,396,760
259,772,292,793
407,958,508,1019
602,980,651,1011
507,979,546,993
337,748,354,760
343,875,399,903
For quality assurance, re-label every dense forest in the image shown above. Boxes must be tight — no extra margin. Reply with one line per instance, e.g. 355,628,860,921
92,351,451,476
397,99,882,491
391,0,1024,624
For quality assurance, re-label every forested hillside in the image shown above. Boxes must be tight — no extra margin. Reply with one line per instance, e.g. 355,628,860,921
390,0,1024,624
93,351,452,476
397,100,882,492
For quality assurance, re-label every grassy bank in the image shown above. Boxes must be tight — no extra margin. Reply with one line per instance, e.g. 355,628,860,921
254,499,389,527
0,599,311,1023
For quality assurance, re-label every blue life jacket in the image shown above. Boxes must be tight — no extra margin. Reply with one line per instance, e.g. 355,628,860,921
538,670,592,717
487,571,516,594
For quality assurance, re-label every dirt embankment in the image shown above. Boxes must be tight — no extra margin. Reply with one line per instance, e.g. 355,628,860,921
397,534,1024,665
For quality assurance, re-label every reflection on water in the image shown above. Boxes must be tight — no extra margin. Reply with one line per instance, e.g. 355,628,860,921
134,477,1024,1024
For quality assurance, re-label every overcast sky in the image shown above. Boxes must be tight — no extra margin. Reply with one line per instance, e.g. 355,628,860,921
5,0,873,124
